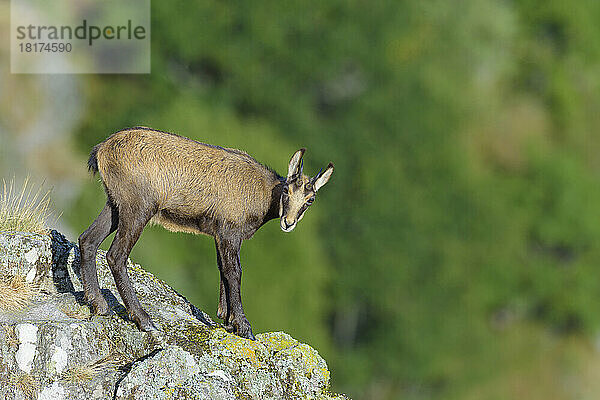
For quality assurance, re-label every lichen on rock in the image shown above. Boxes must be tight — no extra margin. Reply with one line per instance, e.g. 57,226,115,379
0,230,349,400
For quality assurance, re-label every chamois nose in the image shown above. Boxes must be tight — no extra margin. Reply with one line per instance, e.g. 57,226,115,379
281,218,296,232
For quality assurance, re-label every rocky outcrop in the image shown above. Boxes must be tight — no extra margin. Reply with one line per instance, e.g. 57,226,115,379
0,230,347,399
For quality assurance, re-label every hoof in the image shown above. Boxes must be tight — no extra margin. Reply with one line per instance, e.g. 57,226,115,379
133,312,160,332
231,315,255,340
140,319,160,333
223,323,255,340
88,296,110,315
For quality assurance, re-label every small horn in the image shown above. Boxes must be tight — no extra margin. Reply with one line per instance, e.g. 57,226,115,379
311,168,323,184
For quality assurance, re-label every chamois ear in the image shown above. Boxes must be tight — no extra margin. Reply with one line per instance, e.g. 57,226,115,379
287,148,305,181
313,163,334,192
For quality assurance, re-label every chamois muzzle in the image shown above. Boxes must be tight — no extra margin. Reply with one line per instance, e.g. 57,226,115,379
280,217,297,232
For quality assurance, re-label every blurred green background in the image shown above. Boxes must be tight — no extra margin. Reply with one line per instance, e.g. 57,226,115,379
4,0,600,398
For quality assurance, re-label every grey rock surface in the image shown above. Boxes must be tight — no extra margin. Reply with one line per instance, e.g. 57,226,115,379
0,230,348,400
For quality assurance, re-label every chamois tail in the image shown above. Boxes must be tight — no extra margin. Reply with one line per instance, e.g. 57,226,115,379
88,144,100,175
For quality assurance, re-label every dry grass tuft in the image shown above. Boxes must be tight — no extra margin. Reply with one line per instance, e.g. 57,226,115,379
2,325,19,348
0,177,56,234
0,274,39,311
60,303,92,320
9,373,38,400
61,352,125,383
61,364,99,383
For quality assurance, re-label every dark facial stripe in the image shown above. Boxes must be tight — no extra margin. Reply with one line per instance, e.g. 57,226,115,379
297,204,309,220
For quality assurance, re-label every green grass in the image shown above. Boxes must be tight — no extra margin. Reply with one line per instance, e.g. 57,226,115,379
0,177,55,234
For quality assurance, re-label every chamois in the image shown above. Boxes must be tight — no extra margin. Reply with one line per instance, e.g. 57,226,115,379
78,127,334,339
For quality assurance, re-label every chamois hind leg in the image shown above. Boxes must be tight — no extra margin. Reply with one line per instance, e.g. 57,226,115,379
106,203,158,332
78,201,118,315
215,240,228,321
215,235,255,340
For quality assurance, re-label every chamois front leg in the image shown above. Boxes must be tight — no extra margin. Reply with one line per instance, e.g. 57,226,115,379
215,235,255,340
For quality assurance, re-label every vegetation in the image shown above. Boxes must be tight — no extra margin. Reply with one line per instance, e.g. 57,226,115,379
0,178,55,234
61,353,124,384
0,274,38,311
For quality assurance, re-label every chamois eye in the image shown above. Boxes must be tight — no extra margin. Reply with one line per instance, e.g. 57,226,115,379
306,197,314,205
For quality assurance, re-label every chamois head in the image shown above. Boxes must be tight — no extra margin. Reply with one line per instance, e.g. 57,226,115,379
279,148,334,232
